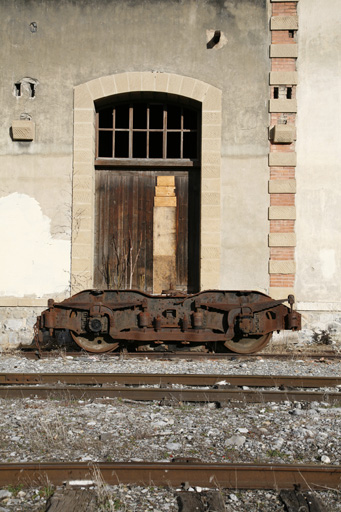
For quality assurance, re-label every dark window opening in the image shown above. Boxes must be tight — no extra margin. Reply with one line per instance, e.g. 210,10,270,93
149,132,163,158
115,105,129,129
288,30,295,38
150,105,163,129
274,87,279,99
115,132,129,158
96,100,200,163
133,132,147,158
29,83,35,98
286,87,292,99
14,83,22,97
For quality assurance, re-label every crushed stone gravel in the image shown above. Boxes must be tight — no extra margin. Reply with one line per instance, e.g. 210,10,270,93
0,353,339,511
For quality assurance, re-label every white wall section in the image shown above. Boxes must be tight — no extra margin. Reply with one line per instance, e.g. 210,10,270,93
0,193,70,297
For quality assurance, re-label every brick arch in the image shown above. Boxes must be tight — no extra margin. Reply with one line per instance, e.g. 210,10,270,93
71,72,222,293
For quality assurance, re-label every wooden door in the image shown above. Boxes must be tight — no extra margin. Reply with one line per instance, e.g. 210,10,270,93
94,169,200,293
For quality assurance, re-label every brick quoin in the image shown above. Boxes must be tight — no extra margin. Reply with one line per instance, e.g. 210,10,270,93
272,31,297,44
270,274,295,287
270,113,296,125
270,167,296,179
270,220,295,233
272,3,297,16
269,1,298,291
270,194,295,206
271,58,296,71
270,248,295,261
270,143,296,153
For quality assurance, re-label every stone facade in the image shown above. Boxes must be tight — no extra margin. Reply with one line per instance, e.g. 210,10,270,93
0,0,340,347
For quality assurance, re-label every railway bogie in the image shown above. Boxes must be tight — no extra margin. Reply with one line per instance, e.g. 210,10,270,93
34,289,301,354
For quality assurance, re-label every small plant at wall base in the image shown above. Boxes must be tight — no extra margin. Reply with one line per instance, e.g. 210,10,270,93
100,231,142,289
312,330,332,345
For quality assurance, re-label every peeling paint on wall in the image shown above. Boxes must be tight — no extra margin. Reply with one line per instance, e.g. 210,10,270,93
0,193,70,297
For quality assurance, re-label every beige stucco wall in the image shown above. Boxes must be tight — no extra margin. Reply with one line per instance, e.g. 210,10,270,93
0,0,270,346
296,0,341,338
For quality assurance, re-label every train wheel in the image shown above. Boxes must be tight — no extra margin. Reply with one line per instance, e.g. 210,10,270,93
224,333,271,354
70,332,119,353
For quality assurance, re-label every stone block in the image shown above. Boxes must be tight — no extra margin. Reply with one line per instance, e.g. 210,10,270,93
202,165,220,179
11,120,35,141
155,186,176,197
73,149,95,164
269,179,296,193
270,125,296,143
203,87,222,111
155,72,169,92
141,72,156,91
154,196,177,207
157,176,175,186
72,190,94,205
202,138,221,151
113,73,129,93
269,206,296,219
269,287,295,301
87,78,104,100
202,152,221,165
202,205,221,218
269,99,297,113
269,260,296,274
269,233,296,246
270,72,298,85
128,72,142,91
73,109,95,124
71,257,93,272
202,125,222,139
269,152,297,166
270,44,298,58
74,84,93,109
74,123,94,139
72,229,92,245
201,246,221,259
167,74,182,94
202,111,221,125
192,80,209,102
180,76,196,98
100,75,117,97
202,192,220,206
202,179,220,192
73,162,94,177
271,16,298,31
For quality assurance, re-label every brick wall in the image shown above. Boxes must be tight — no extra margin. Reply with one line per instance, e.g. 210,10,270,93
268,0,298,299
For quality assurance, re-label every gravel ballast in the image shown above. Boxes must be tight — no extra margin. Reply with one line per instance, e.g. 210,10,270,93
0,353,339,511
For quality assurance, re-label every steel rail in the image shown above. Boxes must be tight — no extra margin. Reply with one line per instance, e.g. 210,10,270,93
17,350,341,360
0,385,339,403
1,372,340,388
0,462,339,490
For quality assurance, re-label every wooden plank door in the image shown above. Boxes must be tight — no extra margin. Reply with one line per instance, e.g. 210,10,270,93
94,169,200,293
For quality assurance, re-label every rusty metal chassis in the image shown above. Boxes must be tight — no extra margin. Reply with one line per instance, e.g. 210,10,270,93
37,290,300,344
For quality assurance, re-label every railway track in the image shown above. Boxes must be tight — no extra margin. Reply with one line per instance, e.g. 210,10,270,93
0,373,340,403
0,461,340,490
18,349,341,360
1,372,341,387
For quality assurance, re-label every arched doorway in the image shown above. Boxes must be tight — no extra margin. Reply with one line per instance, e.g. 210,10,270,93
94,93,200,293
71,72,222,294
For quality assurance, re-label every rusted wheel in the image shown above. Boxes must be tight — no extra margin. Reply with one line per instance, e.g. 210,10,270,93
224,333,271,354
70,332,119,353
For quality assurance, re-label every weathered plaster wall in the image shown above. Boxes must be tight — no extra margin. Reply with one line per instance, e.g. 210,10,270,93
0,0,270,345
296,0,341,338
